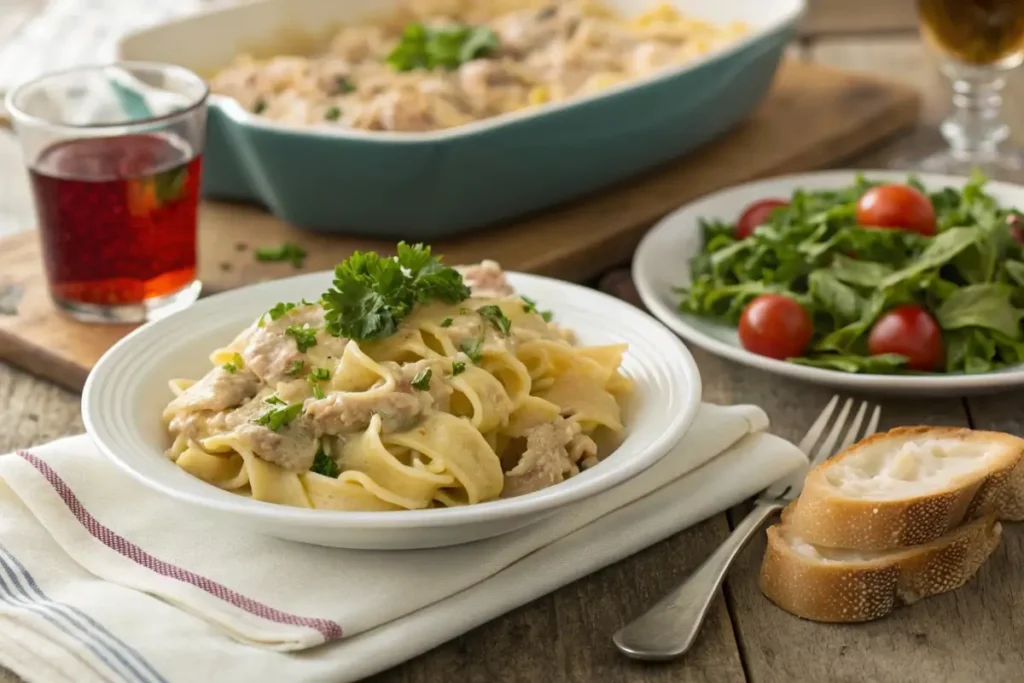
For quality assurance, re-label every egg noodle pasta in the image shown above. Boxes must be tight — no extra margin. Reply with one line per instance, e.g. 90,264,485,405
162,251,632,511
209,1,748,132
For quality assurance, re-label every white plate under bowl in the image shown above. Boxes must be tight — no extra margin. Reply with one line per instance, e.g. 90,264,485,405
83,271,702,550
633,169,1024,397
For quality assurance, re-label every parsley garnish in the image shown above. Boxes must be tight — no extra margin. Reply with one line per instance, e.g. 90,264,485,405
309,367,331,381
451,361,466,376
261,302,297,327
311,383,325,400
459,307,471,315
252,98,267,114
331,76,355,94
477,304,511,336
255,242,306,267
286,359,305,377
460,337,483,362
521,296,554,322
411,368,432,391
386,23,498,72
265,395,285,405
311,442,340,477
324,106,341,121
440,317,453,328
253,402,303,432
222,352,244,374
286,325,318,352
321,242,471,341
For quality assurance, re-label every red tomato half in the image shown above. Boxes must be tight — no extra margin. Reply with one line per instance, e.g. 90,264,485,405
867,305,944,372
856,184,937,236
736,199,789,239
738,294,813,360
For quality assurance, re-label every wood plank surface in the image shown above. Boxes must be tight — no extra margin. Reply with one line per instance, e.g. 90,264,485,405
801,0,918,36
0,60,920,392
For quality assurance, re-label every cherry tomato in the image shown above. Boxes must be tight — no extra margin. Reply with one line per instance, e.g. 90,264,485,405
867,305,944,372
856,184,937,236
738,294,813,360
1008,214,1024,244
736,199,789,239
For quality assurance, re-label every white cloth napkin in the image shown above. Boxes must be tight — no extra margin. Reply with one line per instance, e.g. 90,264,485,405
0,403,806,683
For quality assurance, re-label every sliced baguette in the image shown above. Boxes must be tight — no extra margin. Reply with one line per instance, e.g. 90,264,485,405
759,517,1001,623
784,426,1024,551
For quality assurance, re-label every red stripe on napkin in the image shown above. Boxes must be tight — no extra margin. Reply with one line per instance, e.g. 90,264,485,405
17,451,344,642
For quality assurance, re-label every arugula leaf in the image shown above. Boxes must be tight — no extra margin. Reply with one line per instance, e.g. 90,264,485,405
321,242,470,341
1006,260,1024,288
788,353,908,374
828,254,894,288
386,23,498,72
411,368,432,391
253,402,303,432
477,304,511,335
255,242,306,267
808,270,864,328
222,352,244,374
311,442,339,477
935,284,1024,339
286,325,318,352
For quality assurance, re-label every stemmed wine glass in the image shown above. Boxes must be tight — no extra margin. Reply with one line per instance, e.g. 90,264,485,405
902,0,1024,180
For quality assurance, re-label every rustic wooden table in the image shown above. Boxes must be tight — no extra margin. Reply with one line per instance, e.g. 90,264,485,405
2,2,1023,682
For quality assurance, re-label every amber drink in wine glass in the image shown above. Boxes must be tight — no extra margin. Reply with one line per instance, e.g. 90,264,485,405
912,0,1024,178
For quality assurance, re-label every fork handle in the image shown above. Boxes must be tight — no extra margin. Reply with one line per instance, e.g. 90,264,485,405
612,501,783,661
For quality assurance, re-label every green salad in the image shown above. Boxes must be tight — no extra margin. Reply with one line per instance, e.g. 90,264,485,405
677,173,1024,374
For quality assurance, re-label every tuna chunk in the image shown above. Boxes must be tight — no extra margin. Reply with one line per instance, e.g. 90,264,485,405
502,417,584,497
305,389,430,436
167,367,260,415
456,260,515,298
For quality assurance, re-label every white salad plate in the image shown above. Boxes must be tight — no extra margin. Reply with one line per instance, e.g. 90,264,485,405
82,271,702,550
633,170,1024,396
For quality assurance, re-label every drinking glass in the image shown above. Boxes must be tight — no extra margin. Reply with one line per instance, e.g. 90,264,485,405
907,0,1024,179
4,62,208,323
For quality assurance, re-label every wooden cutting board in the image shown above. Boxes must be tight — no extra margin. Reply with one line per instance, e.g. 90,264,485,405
0,61,919,392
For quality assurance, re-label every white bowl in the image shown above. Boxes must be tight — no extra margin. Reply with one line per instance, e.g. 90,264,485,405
633,169,1024,396
83,271,702,549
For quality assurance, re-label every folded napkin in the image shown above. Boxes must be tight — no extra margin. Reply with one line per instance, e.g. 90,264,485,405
0,403,805,683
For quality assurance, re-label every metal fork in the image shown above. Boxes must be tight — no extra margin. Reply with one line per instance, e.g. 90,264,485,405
612,395,881,661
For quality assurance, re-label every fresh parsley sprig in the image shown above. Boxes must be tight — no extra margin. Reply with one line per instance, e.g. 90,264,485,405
222,352,244,374
311,442,340,477
477,304,511,336
386,23,498,72
321,242,471,341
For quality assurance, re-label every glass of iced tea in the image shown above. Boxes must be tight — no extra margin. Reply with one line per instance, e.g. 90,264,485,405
4,62,208,323
911,0,1024,178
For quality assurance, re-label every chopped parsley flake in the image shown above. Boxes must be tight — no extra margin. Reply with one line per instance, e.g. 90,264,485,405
324,106,341,121
321,242,470,341
286,359,305,377
286,325,318,352
309,367,331,381
521,296,553,322
459,307,471,315
311,442,340,477
262,302,297,327
331,76,355,94
252,98,267,114
253,402,303,432
440,317,453,328
311,383,325,400
265,395,286,406
255,242,306,267
477,304,511,336
451,361,466,376
411,368,432,391
222,352,244,374
460,337,483,362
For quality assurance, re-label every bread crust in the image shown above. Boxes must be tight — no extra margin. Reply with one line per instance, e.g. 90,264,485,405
784,427,1024,551
759,518,1001,623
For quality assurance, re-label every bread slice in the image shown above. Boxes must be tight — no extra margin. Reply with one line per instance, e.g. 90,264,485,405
784,426,1024,551
759,517,1001,623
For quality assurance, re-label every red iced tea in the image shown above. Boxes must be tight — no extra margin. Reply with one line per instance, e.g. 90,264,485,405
30,133,202,306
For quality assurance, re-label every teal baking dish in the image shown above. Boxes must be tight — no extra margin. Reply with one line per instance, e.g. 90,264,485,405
118,0,806,238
